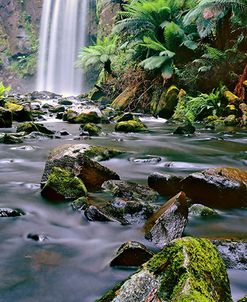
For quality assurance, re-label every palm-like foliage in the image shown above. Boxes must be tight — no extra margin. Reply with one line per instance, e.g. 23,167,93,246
78,36,117,75
0,82,10,98
184,0,247,38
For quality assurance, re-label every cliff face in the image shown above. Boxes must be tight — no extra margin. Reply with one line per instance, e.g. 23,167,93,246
0,0,42,91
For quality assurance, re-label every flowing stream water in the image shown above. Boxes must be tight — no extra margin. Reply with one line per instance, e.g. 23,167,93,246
0,115,246,302
36,0,88,95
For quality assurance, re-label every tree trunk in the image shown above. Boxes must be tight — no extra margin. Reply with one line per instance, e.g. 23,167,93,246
234,63,247,101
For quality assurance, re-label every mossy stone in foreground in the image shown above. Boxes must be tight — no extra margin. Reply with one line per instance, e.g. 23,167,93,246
115,119,147,133
96,237,232,302
17,122,54,135
41,167,87,201
81,123,102,136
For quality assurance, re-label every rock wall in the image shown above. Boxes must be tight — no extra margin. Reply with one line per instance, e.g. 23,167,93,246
0,0,42,92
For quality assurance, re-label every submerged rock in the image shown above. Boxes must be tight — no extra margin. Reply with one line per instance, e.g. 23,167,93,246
144,192,188,248
212,239,247,270
148,172,182,197
27,233,48,242
181,167,247,209
189,204,218,216
0,107,12,127
41,167,87,201
41,144,120,191
115,119,147,133
0,208,25,217
16,122,54,135
173,122,195,135
110,241,154,267
0,133,24,144
97,237,232,302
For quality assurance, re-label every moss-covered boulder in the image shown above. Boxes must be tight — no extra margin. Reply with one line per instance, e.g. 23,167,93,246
189,204,218,217
173,122,195,135
224,90,240,104
157,85,180,119
64,109,102,124
239,103,247,126
237,295,247,302
41,144,120,192
97,237,232,302
181,167,247,209
224,114,239,126
41,167,87,201
115,119,147,133
0,107,12,127
144,192,188,248
0,133,24,144
16,122,54,135
5,102,32,122
80,123,102,136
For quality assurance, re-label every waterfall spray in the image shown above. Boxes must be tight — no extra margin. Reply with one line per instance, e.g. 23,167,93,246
37,0,88,96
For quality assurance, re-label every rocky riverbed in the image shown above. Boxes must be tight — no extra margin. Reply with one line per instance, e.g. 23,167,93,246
0,92,246,302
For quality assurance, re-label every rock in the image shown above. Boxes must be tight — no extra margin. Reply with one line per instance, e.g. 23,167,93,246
110,241,154,267
5,102,32,122
16,122,54,135
173,122,195,134
64,109,102,124
58,99,73,106
49,105,65,113
0,133,24,144
80,123,102,136
96,237,232,302
212,239,247,270
27,233,48,242
102,180,159,203
30,91,61,100
41,167,87,201
144,192,188,248
41,144,120,192
84,205,116,222
157,85,180,119
129,156,161,164
224,90,240,104
0,208,25,217
148,173,182,197
111,85,138,110
60,130,70,136
239,103,247,126
181,167,247,209
71,196,89,211
189,204,218,216
116,112,135,122
0,107,12,127
224,114,239,126
115,119,147,133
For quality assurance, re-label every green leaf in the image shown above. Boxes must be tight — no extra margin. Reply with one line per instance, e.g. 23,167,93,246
140,56,168,70
141,36,167,51
182,39,198,50
161,62,173,80
100,54,109,63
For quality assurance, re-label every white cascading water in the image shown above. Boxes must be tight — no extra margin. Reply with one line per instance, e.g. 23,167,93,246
37,0,88,96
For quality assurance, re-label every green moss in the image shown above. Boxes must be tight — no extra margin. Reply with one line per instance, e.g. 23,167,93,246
16,122,54,135
115,119,147,133
82,123,101,136
44,167,87,200
84,146,123,161
95,281,124,302
5,102,23,112
145,237,232,302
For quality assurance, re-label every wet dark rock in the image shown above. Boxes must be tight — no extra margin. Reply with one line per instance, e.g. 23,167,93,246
60,130,70,136
85,205,116,222
173,122,195,135
49,105,65,113
189,204,218,216
148,172,182,197
116,112,135,122
0,133,24,144
27,233,48,242
102,180,159,203
71,196,89,211
17,122,55,135
110,241,154,267
30,91,61,100
144,192,188,248
58,99,73,106
41,167,87,201
212,239,247,270
97,237,232,302
5,102,32,122
41,144,120,192
56,112,64,119
0,208,25,217
181,167,247,209
157,85,180,119
0,107,12,127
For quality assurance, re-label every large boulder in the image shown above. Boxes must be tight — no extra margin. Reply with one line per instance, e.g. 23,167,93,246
111,85,138,110
64,109,102,124
157,85,180,119
0,107,12,127
16,122,54,135
181,167,247,209
41,144,120,191
144,192,188,248
97,237,233,302
148,173,182,197
5,101,32,122
41,167,87,201
115,119,147,133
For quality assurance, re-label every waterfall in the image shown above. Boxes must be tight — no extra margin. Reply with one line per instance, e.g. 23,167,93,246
36,0,88,96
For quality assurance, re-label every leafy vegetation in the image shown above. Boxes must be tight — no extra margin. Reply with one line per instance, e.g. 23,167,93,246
0,82,11,98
